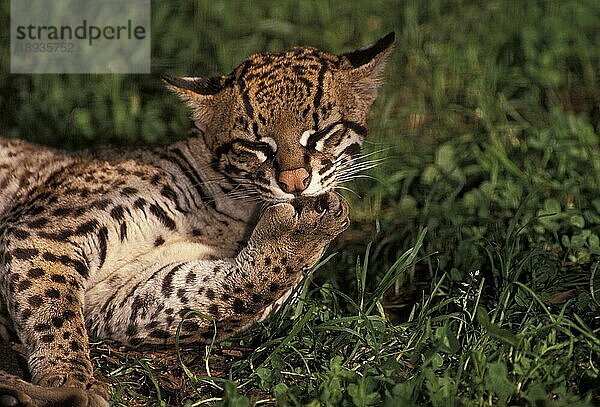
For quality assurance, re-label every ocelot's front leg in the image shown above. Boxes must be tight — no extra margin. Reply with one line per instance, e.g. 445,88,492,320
109,191,349,345
222,191,350,332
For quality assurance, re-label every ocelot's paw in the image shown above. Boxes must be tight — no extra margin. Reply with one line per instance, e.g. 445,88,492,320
253,191,349,250
36,373,84,388
292,191,350,239
37,374,109,401
0,372,108,407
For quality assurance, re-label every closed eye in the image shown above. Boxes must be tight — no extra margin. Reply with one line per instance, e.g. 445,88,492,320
232,140,274,163
300,123,344,152
259,136,278,153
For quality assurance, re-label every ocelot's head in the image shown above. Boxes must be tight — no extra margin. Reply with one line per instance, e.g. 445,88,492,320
164,32,394,203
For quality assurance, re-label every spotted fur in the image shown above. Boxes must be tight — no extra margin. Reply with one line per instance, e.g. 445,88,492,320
0,33,394,406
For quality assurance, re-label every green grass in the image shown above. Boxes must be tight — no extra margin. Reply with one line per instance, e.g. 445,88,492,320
1,0,600,405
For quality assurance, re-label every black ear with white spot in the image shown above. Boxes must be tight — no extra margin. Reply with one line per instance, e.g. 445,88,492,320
339,32,395,108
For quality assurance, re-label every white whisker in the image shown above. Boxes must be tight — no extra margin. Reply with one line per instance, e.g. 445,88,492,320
333,185,361,197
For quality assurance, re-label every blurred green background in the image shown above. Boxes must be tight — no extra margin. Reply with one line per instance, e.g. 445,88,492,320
1,0,600,405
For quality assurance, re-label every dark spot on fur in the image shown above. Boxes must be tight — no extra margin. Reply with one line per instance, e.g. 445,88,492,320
150,329,171,339
28,295,43,307
27,217,48,228
161,185,178,202
40,334,54,343
97,226,108,269
51,316,64,328
161,264,181,297
125,325,137,338
42,252,58,262
149,203,177,230
185,270,196,284
12,229,30,240
154,236,165,246
65,257,88,278
27,268,45,279
206,288,215,300
92,199,111,210
264,257,272,266
62,310,76,320
145,321,159,330
221,293,231,301
134,198,147,209
130,296,145,318
62,331,71,339
177,288,188,303
21,309,32,321
129,337,144,346
52,207,71,217
251,293,263,303
150,175,161,185
51,274,67,284
269,282,280,292
110,205,125,221
17,279,32,291
74,220,99,235
273,266,281,274
12,248,39,260
120,222,127,241
34,323,51,332
38,229,74,241
121,187,139,196
233,298,246,314
208,304,220,317
182,321,200,331
45,288,60,299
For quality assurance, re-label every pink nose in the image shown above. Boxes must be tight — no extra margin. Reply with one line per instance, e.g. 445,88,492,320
278,168,310,194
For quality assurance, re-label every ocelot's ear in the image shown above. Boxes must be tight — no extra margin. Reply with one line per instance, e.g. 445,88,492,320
162,75,233,129
338,32,395,109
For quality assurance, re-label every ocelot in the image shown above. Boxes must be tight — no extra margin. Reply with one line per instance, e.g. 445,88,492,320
0,32,394,406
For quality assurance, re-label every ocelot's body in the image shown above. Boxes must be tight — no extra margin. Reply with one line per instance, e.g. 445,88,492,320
0,136,263,346
0,33,394,406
